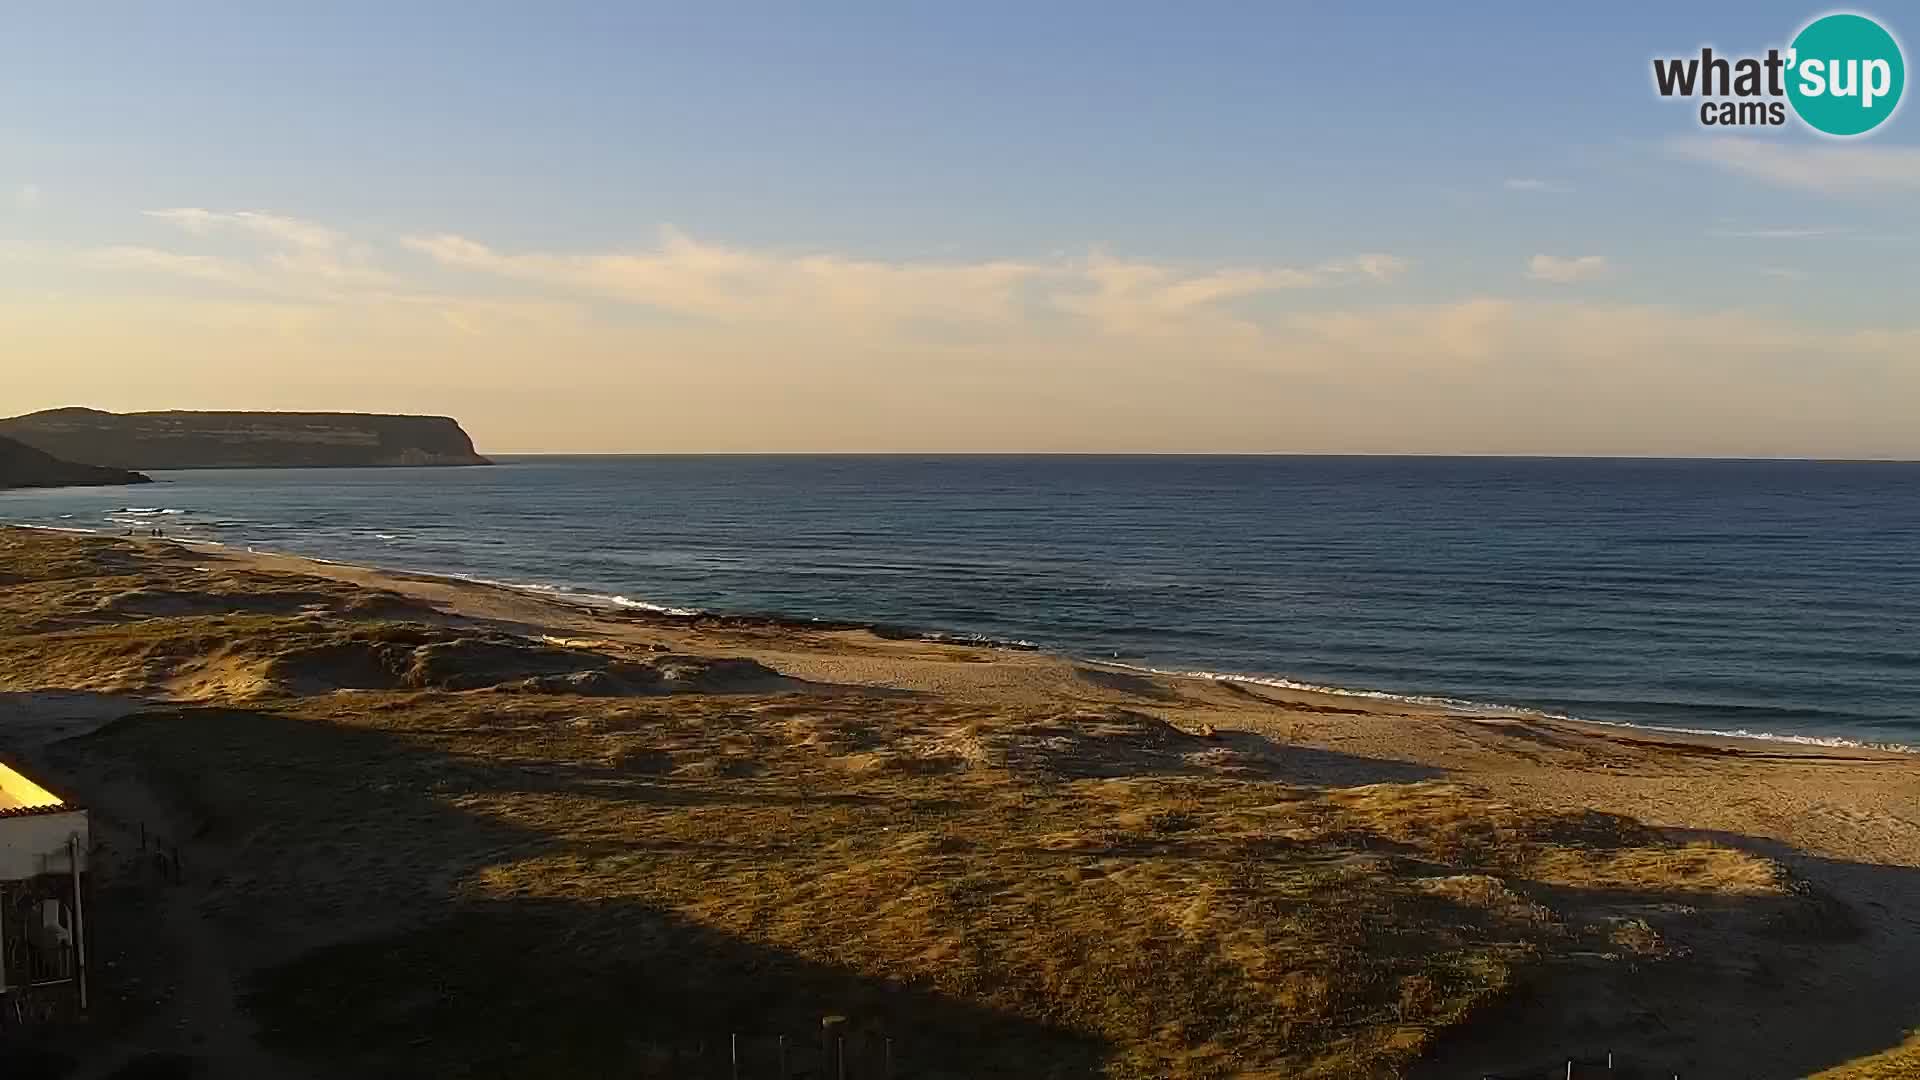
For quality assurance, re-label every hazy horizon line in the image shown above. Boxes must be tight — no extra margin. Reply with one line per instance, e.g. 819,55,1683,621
477,450,1920,463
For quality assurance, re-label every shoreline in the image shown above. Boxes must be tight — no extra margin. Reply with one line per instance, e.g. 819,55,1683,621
1107,659,1920,755
9,521,1913,757
6,525,1920,1077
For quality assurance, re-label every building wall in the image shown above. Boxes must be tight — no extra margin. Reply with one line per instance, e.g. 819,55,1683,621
0,811,88,882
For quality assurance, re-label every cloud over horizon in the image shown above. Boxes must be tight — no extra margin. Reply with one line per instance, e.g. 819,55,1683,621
1668,137,1920,195
1526,255,1612,283
1503,178,1571,193
403,228,1413,334
93,208,402,293
15,206,1918,458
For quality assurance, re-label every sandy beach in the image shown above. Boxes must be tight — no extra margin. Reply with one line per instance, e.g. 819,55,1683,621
3,526,1917,1078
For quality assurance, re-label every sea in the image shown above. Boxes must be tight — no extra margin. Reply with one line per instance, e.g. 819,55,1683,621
4,455,1917,748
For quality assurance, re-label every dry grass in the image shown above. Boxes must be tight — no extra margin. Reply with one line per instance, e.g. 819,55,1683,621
1814,1032,1920,1079
0,531,1866,1078
72,687,1823,1079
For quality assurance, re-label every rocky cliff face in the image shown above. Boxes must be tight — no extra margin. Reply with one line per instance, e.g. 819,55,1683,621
0,434,152,490
0,409,491,470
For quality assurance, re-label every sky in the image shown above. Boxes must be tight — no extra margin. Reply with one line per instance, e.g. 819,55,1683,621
3,2,1918,456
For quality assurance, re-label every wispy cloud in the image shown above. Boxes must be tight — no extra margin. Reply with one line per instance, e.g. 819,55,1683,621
1526,254,1612,284
407,226,1410,332
1503,178,1571,193
1283,298,1514,368
1758,266,1809,281
141,207,395,288
13,184,41,210
85,208,1415,346
1668,136,1920,194
1709,227,1839,240
146,208,342,250
82,245,271,291
32,213,1920,455
1321,253,1411,281
405,227,1046,324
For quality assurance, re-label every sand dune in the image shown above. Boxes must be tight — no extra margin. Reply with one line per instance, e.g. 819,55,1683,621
2,528,1916,1078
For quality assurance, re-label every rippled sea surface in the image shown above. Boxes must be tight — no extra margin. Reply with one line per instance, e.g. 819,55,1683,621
6,455,1916,746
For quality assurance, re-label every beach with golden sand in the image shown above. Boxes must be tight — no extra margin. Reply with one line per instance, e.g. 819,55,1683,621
2,526,1917,1078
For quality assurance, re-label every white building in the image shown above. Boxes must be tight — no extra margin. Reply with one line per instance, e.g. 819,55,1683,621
0,761,89,1016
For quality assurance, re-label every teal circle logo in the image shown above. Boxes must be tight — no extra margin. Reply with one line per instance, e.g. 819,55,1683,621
1787,13,1905,136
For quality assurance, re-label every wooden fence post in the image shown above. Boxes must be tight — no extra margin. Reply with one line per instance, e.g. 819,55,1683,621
822,1016,846,1080
71,836,88,1013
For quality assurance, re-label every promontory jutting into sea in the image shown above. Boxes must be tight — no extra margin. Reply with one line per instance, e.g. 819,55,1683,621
6,7,1920,1077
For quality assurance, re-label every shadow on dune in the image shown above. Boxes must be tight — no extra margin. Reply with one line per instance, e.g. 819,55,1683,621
0,689,155,753
978,707,1444,786
48,704,1108,1079
248,897,1108,1080
1203,727,1444,786
1070,667,1182,702
1408,828,1920,1079
38,694,1920,1080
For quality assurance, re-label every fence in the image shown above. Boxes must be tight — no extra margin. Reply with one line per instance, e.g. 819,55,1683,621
628,1019,898,1079
1484,1052,1686,1079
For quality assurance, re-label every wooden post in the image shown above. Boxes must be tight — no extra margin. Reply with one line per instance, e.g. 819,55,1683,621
777,1034,788,1079
837,1036,846,1080
822,1016,846,1080
71,835,88,1012
731,1032,739,1080
885,1036,894,1080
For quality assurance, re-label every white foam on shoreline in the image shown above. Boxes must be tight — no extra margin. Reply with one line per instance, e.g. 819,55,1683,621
1109,662,1509,713
4,521,1912,752
1110,661,1917,753
444,573,706,617
926,630,1042,649
1528,713,1916,752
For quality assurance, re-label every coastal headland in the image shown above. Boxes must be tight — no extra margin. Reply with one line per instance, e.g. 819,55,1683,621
0,409,490,470
2,527,1916,1078
0,435,150,491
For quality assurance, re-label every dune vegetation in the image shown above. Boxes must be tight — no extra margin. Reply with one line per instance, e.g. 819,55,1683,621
0,530,1890,1078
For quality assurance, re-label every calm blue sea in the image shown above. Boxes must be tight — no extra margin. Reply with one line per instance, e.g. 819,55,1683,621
5,456,1917,747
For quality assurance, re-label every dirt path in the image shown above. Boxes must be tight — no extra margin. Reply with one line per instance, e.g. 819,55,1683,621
70,850,295,1080
0,694,309,1079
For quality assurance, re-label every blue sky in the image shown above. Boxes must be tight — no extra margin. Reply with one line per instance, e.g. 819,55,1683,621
3,4,1917,454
